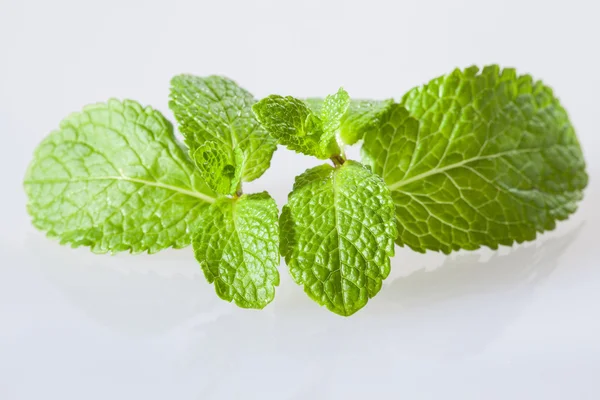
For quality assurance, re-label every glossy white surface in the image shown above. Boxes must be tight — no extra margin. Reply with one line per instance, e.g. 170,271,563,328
1,0,599,398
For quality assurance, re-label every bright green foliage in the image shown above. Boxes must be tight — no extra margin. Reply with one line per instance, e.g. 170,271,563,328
23,99,216,254
22,67,589,316
305,98,395,145
362,65,588,253
340,99,395,144
252,95,337,159
252,89,352,159
193,193,280,309
192,141,243,195
320,87,350,144
280,161,397,316
169,75,276,182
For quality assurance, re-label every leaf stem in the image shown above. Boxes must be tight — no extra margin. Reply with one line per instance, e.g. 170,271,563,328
235,181,243,198
331,154,346,167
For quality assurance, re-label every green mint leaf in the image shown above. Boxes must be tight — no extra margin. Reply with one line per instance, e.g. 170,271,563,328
193,193,280,309
192,141,243,195
280,161,397,316
320,87,350,141
305,98,395,145
339,99,395,144
23,99,216,254
169,75,277,182
362,65,588,254
252,94,341,159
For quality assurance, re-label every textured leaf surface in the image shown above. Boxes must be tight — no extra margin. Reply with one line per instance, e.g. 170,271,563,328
253,95,340,159
192,141,242,195
320,87,350,143
280,161,397,316
362,65,588,253
24,99,216,253
193,193,280,309
305,98,394,145
169,75,277,181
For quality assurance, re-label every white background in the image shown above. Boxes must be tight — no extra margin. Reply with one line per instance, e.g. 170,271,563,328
1,0,599,399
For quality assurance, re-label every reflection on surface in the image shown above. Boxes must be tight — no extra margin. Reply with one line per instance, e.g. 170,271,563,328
27,222,582,390
174,225,583,397
376,224,583,357
28,235,227,337
385,231,578,307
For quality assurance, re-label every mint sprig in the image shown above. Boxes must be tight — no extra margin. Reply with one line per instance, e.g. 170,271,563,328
252,88,351,159
23,65,588,316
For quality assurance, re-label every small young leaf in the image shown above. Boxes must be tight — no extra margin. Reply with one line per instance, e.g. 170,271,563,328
362,65,588,253
280,161,397,316
23,99,216,254
305,98,395,145
194,193,280,309
192,141,243,195
320,87,350,143
252,88,352,160
253,95,340,159
169,75,277,182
